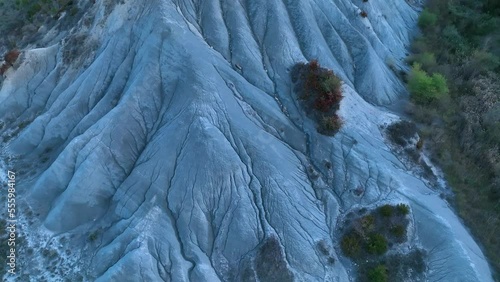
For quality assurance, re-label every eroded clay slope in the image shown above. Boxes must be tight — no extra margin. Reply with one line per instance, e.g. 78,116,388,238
0,0,493,281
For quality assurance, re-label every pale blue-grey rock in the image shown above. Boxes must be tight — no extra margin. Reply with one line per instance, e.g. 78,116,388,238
0,0,493,281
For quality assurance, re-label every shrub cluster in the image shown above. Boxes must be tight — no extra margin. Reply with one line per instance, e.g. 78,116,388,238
304,60,343,113
321,115,343,132
341,232,362,257
378,205,393,217
340,205,421,281
294,60,344,135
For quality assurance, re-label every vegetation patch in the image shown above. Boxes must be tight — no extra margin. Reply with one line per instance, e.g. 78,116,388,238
358,250,427,282
341,232,362,258
407,0,500,278
386,120,418,147
291,60,344,136
378,205,393,217
340,205,426,281
0,49,20,76
408,63,449,105
366,233,388,255
367,264,388,282
87,230,99,242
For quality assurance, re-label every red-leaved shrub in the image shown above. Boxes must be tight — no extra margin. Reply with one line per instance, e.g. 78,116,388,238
306,72,320,91
302,60,345,113
4,49,20,66
309,59,319,71
297,60,345,135
314,91,342,112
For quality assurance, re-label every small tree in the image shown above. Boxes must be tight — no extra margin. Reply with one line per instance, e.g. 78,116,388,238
408,63,448,105
366,233,388,255
322,115,343,132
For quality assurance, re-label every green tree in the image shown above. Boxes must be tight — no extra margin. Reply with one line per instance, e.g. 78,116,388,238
366,233,388,255
408,63,449,104
368,265,388,282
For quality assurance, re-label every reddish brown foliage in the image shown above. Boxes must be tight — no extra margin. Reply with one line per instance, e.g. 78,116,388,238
4,49,20,66
0,64,10,76
314,91,343,112
306,72,320,91
303,60,344,112
360,11,368,18
309,59,319,71
299,60,344,134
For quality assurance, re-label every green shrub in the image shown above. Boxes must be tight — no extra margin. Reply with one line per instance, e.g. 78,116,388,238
430,73,448,95
390,225,406,238
396,204,410,215
320,73,342,93
418,9,437,29
341,233,362,257
408,63,449,104
88,231,98,242
366,233,388,255
379,204,393,217
297,61,344,135
321,115,343,133
368,265,388,282
360,215,375,232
